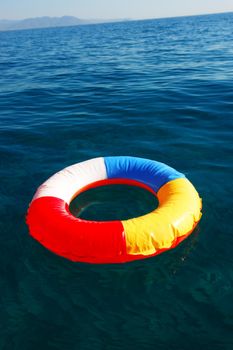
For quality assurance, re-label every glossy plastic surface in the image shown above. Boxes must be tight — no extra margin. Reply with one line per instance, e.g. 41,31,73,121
26,157,202,263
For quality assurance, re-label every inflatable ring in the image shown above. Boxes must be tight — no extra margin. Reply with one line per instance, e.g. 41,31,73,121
26,156,202,263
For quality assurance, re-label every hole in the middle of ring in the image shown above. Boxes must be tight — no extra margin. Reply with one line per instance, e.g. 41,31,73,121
69,184,158,221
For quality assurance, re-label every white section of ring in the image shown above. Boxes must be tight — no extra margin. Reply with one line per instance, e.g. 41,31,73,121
32,157,107,204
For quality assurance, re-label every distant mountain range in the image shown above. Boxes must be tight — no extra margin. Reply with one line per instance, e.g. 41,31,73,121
0,16,129,32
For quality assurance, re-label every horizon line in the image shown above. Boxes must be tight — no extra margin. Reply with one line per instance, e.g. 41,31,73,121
1,10,233,22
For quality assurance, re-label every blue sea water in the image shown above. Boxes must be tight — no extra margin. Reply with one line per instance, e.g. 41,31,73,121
0,12,233,350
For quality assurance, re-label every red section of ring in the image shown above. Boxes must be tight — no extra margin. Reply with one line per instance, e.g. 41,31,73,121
27,196,127,263
26,178,156,263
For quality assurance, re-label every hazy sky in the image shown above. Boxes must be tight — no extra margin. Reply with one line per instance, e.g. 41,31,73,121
1,0,233,20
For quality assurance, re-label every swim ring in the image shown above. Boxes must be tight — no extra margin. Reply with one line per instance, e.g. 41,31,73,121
26,156,202,263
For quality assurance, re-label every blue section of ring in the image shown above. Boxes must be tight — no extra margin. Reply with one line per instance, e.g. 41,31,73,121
104,156,185,193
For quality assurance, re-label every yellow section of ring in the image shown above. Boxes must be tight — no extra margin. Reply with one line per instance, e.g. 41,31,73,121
122,178,202,256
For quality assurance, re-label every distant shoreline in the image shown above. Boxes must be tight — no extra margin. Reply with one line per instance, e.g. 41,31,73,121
0,16,130,32
0,11,232,33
